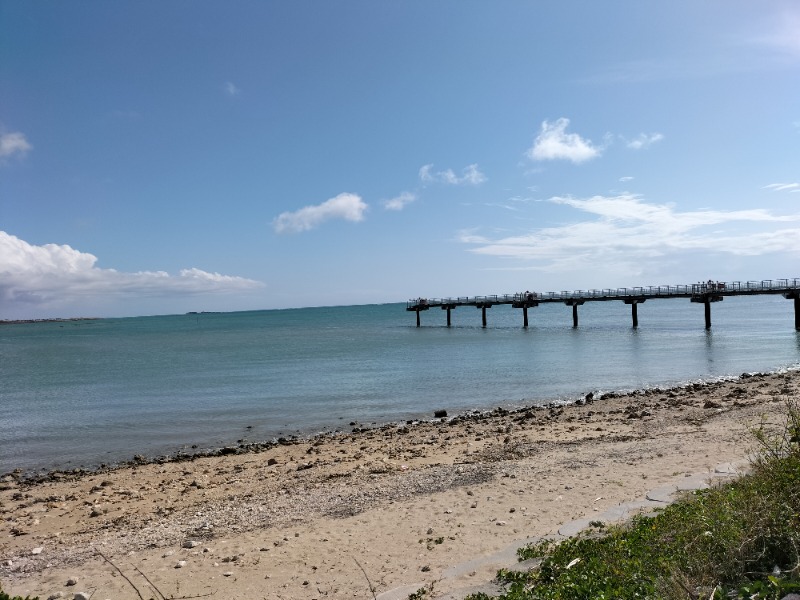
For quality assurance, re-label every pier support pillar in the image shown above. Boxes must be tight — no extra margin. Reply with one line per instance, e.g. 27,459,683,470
416,310,421,328
796,296,800,331
785,293,800,330
691,294,721,330
624,298,645,328
481,306,488,328
446,307,451,327
523,305,529,328
564,300,584,327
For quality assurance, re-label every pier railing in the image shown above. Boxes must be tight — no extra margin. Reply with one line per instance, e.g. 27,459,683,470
407,278,800,330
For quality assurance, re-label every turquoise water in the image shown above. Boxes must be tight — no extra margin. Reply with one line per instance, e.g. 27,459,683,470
1,296,799,474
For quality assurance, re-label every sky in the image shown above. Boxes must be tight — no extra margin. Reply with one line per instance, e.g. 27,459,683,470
1,1,799,319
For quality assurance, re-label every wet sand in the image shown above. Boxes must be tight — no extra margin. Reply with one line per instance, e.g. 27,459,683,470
1,370,797,599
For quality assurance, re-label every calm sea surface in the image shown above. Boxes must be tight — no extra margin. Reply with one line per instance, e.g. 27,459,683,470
2,297,799,474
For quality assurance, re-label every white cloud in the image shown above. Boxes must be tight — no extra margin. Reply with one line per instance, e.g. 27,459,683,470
764,182,800,192
419,163,486,185
0,231,263,310
619,176,634,182
752,10,800,60
625,133,664,150
224,81,241,96
272,192,367,233
527,118,601,164
383,191,416,211
460,194,800,271
0,131,32,160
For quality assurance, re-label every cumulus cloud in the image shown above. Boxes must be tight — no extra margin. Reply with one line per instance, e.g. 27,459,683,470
527,118,601,164
383,191,416,211
272,192,367,233
625,132,664,150
0,131,32,160
459,194,800,271
764,182,800,192
419,163,486,185
0,231,263,309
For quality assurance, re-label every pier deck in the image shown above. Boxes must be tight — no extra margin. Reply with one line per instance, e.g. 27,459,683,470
407,278,800,329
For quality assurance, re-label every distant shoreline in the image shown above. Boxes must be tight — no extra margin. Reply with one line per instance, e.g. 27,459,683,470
0,317,100,325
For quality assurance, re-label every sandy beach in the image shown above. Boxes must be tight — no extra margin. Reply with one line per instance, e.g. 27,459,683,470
1,370,797,600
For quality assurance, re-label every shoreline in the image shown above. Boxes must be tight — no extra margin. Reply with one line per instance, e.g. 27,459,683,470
1,369,798,599
4,367,795,482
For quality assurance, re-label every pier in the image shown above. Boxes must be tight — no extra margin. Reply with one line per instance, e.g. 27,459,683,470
407,278,800,330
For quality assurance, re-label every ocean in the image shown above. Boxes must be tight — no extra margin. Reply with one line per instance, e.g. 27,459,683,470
2,295,799,475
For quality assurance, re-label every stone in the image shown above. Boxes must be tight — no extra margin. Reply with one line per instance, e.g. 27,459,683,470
182,540,200,549
31,546,44,555
46,593,64,600
66,577,79,586
74,593,91,600
175,560,187,568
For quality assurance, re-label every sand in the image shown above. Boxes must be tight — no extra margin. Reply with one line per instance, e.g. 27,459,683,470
1,370,797,600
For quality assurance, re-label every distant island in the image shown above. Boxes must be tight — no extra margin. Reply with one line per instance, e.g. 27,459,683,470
0,317,100,325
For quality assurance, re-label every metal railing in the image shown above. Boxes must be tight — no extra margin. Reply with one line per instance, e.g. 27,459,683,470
407,278,800,309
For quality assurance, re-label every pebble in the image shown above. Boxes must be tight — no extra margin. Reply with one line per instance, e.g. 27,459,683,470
66,576,79,586
31,546,44,555
74,593,91,600
46,593,64,600
175,560,187,568
223,571,234,577
182,540,201,548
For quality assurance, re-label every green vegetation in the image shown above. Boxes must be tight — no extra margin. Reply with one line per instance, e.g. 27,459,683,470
0,588,38,600
467,398,800,600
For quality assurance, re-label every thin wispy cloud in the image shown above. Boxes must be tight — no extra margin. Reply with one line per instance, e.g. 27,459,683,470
273,192,367,233
383,191,416,211
419,163,486,185
224,81,241,96
0,131,32,160
460,194,800,272
619,176,635,182
527,118,601,164
624,132,664,150
751,9,800,60
764,183,800,192
0,231,263,308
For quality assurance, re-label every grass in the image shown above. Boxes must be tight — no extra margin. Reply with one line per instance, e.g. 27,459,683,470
465,397,800,600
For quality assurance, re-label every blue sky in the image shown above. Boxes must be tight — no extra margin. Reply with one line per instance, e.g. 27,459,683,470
1,1,799,318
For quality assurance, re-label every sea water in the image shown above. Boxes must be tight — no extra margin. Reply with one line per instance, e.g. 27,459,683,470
1,296,799,474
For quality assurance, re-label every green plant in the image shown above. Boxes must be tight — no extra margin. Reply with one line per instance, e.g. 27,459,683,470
466,397,800,600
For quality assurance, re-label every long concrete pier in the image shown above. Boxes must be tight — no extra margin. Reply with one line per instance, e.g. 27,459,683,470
407,278,800,330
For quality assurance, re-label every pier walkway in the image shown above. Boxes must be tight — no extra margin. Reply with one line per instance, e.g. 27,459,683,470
407,278,800,330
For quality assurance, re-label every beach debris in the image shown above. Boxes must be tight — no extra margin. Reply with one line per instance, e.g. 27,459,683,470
566,557,581,569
